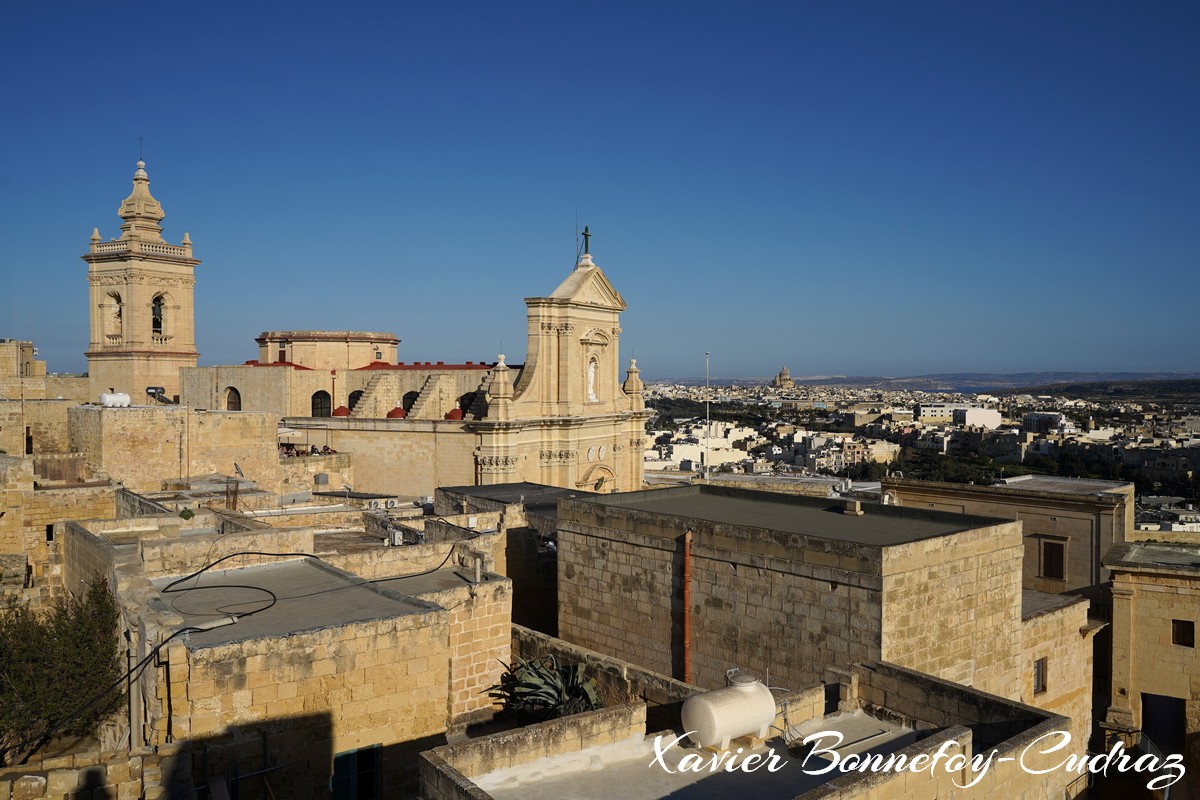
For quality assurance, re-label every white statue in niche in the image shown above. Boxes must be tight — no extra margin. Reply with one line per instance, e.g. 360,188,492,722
587,358,598,402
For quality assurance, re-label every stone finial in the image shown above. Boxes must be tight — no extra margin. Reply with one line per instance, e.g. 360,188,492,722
488,354,515,401
622,358,644,395
576,252,595,270
90,227,102,243
117,160,165,242
182,232,191,245
486,354,515,421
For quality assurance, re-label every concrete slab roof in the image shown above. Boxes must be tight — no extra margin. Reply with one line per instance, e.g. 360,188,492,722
1105,542,1200,573
374,567,479,597
994,475,1132,495
150,558,436,648
439,482,593,519
1021,589,1086,621
474,710,914,800
580,485,1003,547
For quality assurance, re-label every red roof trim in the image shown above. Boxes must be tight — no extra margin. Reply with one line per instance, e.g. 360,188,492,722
243,360,314,370
356,361,498,371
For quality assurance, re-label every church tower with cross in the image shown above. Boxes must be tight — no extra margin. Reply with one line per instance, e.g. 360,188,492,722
473,228,651,491
83,161,199,402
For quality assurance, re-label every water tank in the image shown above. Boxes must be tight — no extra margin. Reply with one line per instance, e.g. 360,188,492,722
99,393,131,408
681,674,776,750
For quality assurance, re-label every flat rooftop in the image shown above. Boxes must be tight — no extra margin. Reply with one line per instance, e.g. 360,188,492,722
440,482,593,521
1022,589,1086,620
995,474,1132,495
150,559,434,647
582,485,1002,547
474,710,914,800
1106,542,1200,572
374,567,481,596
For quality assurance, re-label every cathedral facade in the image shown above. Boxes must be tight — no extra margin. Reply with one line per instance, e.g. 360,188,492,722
88,162,650,496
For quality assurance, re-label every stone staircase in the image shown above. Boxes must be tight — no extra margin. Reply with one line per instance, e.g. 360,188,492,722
407,374,457,420
350,372,403,418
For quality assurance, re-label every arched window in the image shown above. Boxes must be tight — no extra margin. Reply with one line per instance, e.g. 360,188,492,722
348,390,364,412
151,295,165,335
105,292,124,339
312,391,332,418
225,387,242,411
402,390,420,412
457,392,477,419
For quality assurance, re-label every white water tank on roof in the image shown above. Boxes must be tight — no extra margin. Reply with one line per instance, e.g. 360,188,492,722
99,393,131,408
681,673,776,750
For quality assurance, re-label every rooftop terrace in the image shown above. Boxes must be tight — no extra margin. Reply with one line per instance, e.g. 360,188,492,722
995,474,1133,496
1106,541,1200,572
474,711,914,800
580,485,1004,547
150,558,434,647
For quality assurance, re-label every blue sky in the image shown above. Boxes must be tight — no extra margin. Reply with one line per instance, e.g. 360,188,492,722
2,2,1197,381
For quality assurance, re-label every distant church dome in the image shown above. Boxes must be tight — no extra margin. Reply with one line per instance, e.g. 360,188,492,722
772,366,795,389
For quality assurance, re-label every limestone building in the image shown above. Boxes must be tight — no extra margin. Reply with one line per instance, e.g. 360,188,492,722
83,161,198,403
1104,539,1200,786
0,338,88,410
555,484,1096,738
182,251,651,497
880,474,1134,600
53,495,513,797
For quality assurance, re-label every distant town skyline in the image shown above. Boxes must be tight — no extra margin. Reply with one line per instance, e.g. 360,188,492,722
3,2,1198,381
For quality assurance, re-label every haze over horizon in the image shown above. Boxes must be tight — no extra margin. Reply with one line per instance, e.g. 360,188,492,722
3,2,1197,381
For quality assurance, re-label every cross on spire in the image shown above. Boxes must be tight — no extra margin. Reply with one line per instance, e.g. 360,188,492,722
581,225,591,255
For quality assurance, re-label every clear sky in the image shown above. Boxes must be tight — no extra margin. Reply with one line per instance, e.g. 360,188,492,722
2,2,1197,381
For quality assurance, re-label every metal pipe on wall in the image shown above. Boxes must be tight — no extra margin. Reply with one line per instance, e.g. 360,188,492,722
683,528,693,685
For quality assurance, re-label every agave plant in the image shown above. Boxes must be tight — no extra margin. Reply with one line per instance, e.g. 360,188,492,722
488,654,600,722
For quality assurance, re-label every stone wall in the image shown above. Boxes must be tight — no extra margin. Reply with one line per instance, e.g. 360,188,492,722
512,625,699,731
12,483,117,572
1017,597,1094,740
556,499,887,691
0,746,169,800
275,452,352,497
419,703,646,800
68,406,279,494
0,400,72,455
317,421,478,497
61,521,119,595
881,477,1134,594
30,453,88,483
410,577,512,724
0,553,27,603
43,376,89,403
322,531,504,581
116,488,172,518
843,662,1075,800
159,607,450,798
879,521,1024,697
1109,569,1200,732
705,474,835,497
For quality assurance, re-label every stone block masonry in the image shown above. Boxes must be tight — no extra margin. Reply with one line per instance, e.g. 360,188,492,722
158,611,450,798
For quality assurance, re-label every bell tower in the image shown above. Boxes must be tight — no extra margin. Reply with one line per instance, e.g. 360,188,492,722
83,161,199,401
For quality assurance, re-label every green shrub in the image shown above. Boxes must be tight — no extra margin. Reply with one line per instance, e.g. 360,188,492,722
0,578,123,765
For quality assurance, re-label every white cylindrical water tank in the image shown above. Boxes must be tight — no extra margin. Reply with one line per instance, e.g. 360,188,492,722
681,675,776,750
99,393,131,408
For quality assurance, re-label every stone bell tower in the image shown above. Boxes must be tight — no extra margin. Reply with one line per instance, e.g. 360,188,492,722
83,161,199,402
